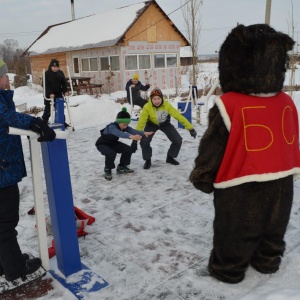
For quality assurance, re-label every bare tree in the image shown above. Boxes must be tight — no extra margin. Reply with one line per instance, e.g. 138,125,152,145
287,0,297,99
0,39,19,71
181,0,203,94
0,39,31,87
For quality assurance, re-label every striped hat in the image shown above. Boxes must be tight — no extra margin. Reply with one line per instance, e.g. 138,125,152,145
0,60,8,77
116,107,131,124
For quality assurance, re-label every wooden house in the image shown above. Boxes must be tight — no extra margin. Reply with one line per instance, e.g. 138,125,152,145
180,46,193,66
22,0,189,94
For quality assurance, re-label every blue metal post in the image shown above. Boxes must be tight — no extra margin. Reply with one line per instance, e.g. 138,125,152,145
177,102,192,129
41,98,82,277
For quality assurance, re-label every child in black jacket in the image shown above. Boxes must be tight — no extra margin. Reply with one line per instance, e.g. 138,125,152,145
95,107,152,180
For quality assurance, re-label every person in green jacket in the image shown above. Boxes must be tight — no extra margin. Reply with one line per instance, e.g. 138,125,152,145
135,87,197,169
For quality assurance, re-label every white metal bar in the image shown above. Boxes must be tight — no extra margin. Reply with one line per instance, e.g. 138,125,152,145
8,127,69,139
64,96,74,131
204,78,219,113
129,85,134,111
66,66,74,97
179,85,193,114
43,68,55,124
29,138,49,271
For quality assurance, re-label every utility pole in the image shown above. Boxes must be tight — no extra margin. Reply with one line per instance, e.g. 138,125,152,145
71,0,75,20
265,0,272,25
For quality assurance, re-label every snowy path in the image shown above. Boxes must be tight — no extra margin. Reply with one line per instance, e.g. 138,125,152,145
16,120,300,300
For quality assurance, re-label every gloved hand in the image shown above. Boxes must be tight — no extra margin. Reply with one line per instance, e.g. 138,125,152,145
189,128,197,139
30,118,56,142
131,140,138,153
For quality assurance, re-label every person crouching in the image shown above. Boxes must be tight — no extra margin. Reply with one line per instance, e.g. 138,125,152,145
95,107,153,180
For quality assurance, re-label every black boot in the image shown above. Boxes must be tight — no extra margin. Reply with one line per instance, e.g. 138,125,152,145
166,155,179,165
104,168,112,181
5,257,41,282
143,159,151,169
0,253,29,276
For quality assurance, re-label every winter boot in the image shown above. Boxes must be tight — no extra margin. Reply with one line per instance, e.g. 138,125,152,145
104,168,112,181
0,253,30,277
166,155,180,165
5,257,41,282
117,165,134,174
143,159,151,169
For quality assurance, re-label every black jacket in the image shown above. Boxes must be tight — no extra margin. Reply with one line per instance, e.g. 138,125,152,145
125,79,150,102
45,67,67,99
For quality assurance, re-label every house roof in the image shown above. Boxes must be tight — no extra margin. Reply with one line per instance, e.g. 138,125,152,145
180,46,193,58
23,0,189,56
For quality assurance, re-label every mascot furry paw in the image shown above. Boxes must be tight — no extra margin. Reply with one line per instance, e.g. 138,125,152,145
190,24,300,284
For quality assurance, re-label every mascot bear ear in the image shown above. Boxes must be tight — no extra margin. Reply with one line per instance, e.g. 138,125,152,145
219,23,295,95
278,31,295,52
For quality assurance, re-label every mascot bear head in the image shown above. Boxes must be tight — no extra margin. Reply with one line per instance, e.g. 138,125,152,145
218,24,295,94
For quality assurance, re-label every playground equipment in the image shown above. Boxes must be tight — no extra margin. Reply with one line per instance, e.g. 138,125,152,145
177,85,198,126
8,100,108,298
178,80,220,126
203,78,219,113
43,66,75,131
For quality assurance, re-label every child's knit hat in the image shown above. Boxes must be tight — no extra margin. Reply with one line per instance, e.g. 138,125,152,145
49,59,59,67
150,88,163,100
0,60,8,77
116,107,131,124
132,73,139,80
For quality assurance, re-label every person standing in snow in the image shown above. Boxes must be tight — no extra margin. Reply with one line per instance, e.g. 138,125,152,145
0,59,56,283
95,107,153,180
125,73,150,108
190,24,300,284
42,59,69,127
136,87,197,169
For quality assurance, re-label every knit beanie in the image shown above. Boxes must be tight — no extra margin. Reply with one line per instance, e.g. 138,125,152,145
132,73,139,80
116,107,131,124
150,88,163,100
49,59,59,67
0,60,8,77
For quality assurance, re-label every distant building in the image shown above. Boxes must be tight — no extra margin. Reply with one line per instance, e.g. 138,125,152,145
180,46,193,66
22,0,189,94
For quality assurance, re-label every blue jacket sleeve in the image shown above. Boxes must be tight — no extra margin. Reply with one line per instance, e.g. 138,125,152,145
0,92,36,130
107,123,130,139
126,126,144,136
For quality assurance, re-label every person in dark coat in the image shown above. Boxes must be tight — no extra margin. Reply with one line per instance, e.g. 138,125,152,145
190,24,300,284
95,107,153,180
42,59,69,126
0,59,56,283
125,73,150,108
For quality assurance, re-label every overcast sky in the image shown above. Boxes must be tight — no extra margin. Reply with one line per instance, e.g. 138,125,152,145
1,0,299,54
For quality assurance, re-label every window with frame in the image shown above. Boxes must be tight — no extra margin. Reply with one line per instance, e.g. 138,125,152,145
139,55,151,69
73,57,79,73
166,54,177,67
154,53,178,68
154,54,165,68
100,56,120,71
125,54,151,70
81,57,98,71
110,56,120,71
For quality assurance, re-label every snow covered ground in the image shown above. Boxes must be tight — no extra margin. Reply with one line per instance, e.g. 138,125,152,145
8,64,300,299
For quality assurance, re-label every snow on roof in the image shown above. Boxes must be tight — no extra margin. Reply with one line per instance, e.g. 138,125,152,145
28,2,146,55
180,46,192,58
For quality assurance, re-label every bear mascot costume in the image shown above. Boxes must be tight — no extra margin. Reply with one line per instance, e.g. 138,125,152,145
190,24,300,284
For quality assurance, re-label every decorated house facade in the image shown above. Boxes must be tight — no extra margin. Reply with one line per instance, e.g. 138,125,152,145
22,0,189,94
